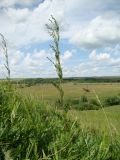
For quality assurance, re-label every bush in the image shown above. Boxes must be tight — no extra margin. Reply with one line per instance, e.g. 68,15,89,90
104,96,120,106
71,99,80,105
64,98,79,107
90,98,100,106
71,96,100,111
82,102,96,110
80,95,88,103
76,102,99,111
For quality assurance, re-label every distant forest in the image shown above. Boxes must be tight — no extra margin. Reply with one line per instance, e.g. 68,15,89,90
11,76,120,86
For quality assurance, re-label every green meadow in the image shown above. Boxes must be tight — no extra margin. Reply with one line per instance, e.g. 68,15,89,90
19,83,120,100
19,83,120,135
69,105,120,134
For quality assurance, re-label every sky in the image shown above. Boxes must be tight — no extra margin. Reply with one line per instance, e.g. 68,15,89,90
0,0,120,78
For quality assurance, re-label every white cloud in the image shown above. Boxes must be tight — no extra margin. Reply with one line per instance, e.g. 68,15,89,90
70,15,120,49
10,50,23,65
33,49,49,59
0,0,37,7
0,0,65,47
0,45,51,78
62,50,73,61
0,0,120,50
0,48,79,78
5,8,30,23
89,50,110,61
110,58,120,66
104,44,120,55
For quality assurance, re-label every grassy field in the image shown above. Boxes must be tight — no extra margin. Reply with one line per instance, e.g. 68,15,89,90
19,83,120,135
19,82,120,101
68,105,120,135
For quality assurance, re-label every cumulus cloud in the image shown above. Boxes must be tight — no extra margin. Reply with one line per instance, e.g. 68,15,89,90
0,0,40,7
5,8,30,23
62,50,73,61
0,0,65,47
0,46,75,78
70,15,120,49
1,0,120,49
0,45,51,78
89,50,110,61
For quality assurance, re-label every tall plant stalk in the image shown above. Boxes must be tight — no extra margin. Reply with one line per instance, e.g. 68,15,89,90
0,33,10,80
46,16,64,107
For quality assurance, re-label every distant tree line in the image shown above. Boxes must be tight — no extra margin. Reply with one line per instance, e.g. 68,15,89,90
9,76,120,86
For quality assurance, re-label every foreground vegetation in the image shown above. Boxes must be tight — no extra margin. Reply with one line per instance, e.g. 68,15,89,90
0,82,120,160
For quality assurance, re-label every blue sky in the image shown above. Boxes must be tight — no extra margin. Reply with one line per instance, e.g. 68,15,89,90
0,0,120,78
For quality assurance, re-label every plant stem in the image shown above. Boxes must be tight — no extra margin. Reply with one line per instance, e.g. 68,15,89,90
46,16,64,107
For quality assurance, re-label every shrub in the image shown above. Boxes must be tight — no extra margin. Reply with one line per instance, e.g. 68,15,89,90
72,96,100,111
80,95,88,103
71,99,80,105
63,98,79,108
104,96,120,106
76,102,99,111
90,98,100,107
